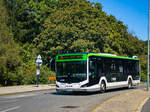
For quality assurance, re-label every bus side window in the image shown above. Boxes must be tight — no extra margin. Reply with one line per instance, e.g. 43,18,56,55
104,63,111,74
119,65,123,73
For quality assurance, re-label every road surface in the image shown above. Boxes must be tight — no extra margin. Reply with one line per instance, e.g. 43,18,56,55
141,98,150,112
0,87,141,112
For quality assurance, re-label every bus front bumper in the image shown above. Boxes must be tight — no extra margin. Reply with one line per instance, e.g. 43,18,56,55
56,86,100,92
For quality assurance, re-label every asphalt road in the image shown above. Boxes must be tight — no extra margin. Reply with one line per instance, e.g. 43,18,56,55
141,98,150,112
0,87,143,112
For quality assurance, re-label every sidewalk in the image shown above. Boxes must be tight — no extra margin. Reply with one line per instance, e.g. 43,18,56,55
0,84,56,96
92,88,150,112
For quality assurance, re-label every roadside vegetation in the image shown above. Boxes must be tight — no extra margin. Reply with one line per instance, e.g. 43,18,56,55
0,0,147,86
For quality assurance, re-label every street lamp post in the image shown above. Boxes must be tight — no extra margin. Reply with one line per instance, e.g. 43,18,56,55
147,0,150,91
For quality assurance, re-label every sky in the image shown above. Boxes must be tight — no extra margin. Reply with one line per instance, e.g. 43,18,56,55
91,0,148,41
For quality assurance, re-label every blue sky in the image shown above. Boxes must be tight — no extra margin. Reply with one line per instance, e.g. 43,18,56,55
91,0,148,40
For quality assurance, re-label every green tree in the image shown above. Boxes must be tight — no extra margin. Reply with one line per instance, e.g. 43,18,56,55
34,0,147,79
5,0,57,44
3,0,148,83
0,0,21,86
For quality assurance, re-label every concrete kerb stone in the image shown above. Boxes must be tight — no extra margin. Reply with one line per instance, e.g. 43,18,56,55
0,88,56,96
90,88,150,112
135,94,150,112
0,84,56,96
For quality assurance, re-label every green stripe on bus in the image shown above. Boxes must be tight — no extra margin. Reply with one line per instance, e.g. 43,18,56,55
56,53,139,62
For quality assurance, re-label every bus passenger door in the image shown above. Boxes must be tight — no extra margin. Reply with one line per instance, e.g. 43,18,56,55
88,58,100,85
110,63,118,82
103,58,117,83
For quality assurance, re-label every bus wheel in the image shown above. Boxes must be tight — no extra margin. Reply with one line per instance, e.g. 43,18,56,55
128,79,132,89
100,81,106,93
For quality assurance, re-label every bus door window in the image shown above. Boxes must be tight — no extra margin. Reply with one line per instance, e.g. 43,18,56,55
110,63,118,82
118,64,124,81
98,62,103,76
89,57,99,85
135,61,140,80
131,60,139,80
119,66,123,73
123,61,127,76
100,62,105,76
89,60,94,76
111,63,116,73
89,60,98,78
103,61,111,82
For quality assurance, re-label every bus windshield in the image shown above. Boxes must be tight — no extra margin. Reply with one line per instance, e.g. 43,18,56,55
56,61,87,83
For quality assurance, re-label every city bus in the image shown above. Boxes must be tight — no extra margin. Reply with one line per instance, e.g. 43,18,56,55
55,53,140,92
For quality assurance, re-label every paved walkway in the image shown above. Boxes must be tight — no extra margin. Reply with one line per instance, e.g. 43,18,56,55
92,88,150,112
0,84,55,96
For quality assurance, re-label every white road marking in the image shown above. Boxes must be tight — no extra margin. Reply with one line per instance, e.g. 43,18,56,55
3,94,35,99
0,106,20,112
0,99,18,103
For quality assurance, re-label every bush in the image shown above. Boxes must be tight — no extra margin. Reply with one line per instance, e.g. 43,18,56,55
15,61,55,85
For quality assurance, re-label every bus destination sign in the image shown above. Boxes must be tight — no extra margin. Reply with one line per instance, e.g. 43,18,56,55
58,55,83,60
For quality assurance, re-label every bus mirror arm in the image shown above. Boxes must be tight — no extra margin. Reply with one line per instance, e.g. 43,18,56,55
49,58,55,71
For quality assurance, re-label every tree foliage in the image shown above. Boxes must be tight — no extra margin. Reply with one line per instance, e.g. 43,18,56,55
34,0,146,64
0,0,148,86
0,0,21,85
5,0,57,43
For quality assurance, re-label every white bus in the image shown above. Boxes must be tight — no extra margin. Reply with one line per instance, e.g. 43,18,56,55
55,53,140,92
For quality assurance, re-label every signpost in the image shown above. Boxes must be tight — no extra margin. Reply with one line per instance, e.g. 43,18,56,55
36,55,42,87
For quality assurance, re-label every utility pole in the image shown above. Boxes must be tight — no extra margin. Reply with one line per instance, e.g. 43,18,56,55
147,0,150,91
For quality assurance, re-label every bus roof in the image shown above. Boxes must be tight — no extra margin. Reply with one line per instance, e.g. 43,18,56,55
56,53,139,62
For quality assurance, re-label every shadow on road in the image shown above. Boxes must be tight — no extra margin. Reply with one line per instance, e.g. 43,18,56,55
45,87,138,96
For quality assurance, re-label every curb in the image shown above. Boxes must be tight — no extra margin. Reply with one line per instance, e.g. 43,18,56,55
0,87,56,96
136,96,150,112
90,89,150,112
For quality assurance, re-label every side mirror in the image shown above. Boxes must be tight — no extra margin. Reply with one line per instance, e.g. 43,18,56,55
50,58,55,71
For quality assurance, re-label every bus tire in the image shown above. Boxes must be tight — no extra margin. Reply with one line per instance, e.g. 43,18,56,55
100,80,106,93
128,79,132,89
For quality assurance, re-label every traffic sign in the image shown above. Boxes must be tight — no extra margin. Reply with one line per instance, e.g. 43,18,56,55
36,69,40,75
36,55,42,66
